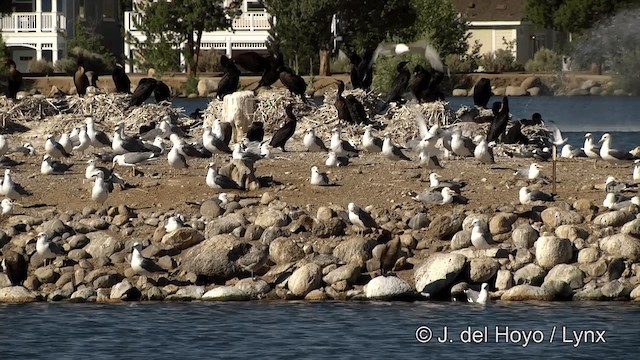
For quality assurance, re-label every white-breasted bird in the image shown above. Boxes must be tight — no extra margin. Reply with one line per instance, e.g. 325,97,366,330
362,125,383,153
330,128,359,157
470,219,492,249
91,171,109,205
1,198,18,215
205,163,242,189
36,232,64,266
382,133,411,161
519,186,555,205
325,151,349,167
131,242,166,276
464,283,489,305
72,125,91,156
583,133,600,159
348,202,378,235
634,160,640,183
41,155,72,175
473,135,494,164
310,166,330,186
451,128,475,157
1,169,31,199
45,134,71,158
303,128,328,152
599,133,634,161
85,116,111,148
514,163,543,180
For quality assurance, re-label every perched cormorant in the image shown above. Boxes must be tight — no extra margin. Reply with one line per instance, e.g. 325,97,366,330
128,78,158,107
520,112,544,126
487,96,510,143
232,51,270,73
74,58,90,96
217,55,240,100
278,66,310,104
112,62,131,93
247,121,265,142
409,64,431,101
345,95,368,124
335,80,352,123
346,48,375,90
5,59,23,99
154,80,171,103
379,61,410,111
269,104,297,151
1,250,28,286
503,120,529,144
255,46,285,89
473,78,492,108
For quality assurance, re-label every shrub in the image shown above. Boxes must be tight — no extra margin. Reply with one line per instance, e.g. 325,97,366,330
525,48,562,73
27,59,54,74
184,75,198,95
330,56,351,74
613,48,640,95
478,49,518,73
196,50,225,73
372,52,428,95
55,47,113,74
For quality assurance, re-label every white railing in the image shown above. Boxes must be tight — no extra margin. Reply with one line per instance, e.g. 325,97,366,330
0,12,66,32
125,11,271,32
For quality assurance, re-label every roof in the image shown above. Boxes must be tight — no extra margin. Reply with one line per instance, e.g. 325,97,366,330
451,0,527,22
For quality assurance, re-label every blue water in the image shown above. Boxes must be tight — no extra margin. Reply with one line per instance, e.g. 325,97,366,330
175,95,640,149
0,301,638,359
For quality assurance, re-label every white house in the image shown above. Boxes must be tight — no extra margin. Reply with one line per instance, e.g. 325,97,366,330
124,0,272,72
1,0,123,72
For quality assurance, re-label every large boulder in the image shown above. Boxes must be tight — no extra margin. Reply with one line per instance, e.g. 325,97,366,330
84,231,124,259
288,263,323,296
204,213,247,237
513,264,547,286
512,224,538,249
365,276,413,300
621,219,640,237
269,237,304,264
255,210,290,228
489,213,517,235
593,211,635,227
414,253,467,295
180,235,244,280
469,258,499,283
0,286,38,303
541,207,584,227
428,213,465,239
535,236,573,269
501,285,554,301
202,286,250,301
332,237,376,266
322,264,360,285
543,264,585,289
161,228,205,250
600,234,640,261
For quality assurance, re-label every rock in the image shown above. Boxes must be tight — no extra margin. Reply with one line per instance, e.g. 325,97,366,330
512,224,538,249
365,276,413,300
180,235,243,280
600,234,640,261
505,86,527,96
554,225,589,241
305,289,328,300
197,79,210,96
593,210,634,227
541,207,584,227
581,79,598,90
451,230,472,250
428,213,464,239
535,236,573,269
414,253,467,295
288,263,323,296
93,274,123,289
568,88,589,96
601,280,626,299
269,237,304,264
495,270,513,290
110,279,141,301
489,213,517,234
200,200,222,218
544,264,584,289
84,232,123,259
513,264,547,286
630,285,640,300
322,264,360,285
541,280,573,299
613,89,627,96
590,86,602,95
255,209,290,228
452,89,468,96
521,76,540,89
332,237,376,266
469,258,499,283
204,213,246,236
67,234,90,249
70,287,96,302
573,288,604,300
42,219,68,235
34,267,59,284
161,228,205,250
526,87,541,96
501,285,554,301
577,247,599,264
312,218,346,238
202,286,250,301
621,219,640,237
235,278,270,298
316,207,334,221
580,259,607,277
409,213,430,230
0,286,37,302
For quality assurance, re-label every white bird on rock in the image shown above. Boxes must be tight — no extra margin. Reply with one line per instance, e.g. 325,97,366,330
470,219,492,249
464,283,489,305
36,232,64,266
131,242,166,276
348,202,378,235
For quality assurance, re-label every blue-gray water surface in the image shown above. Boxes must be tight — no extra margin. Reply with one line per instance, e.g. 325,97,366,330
0,301,638,359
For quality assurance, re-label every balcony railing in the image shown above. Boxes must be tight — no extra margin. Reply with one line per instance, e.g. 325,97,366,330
125,11,271,32
0,12,66,32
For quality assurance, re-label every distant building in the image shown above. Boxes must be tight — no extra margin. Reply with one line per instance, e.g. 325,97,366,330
124,0,271,72
1,0,124,72
451,0,569,63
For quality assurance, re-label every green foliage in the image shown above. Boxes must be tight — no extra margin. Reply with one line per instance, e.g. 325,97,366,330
372,52,427,94
55,47,114,74
410,0,470,58
478,40,522,73
185,75,199,95
27,59,54,74
130,0,241,76
0,34,8,73
66,19,115,72
330,56,351,74
446,40,481,74
196,50,225,73
524,48,562,73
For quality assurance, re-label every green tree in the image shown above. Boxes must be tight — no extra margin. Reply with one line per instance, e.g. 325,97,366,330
64,18,116,72
410,0,470,58
130,0,242,76
1,1,12,71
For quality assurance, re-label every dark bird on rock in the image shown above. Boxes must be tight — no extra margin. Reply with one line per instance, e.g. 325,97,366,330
247,121,265,142
1,250,28,286
487,96,510,143
112,62,131,93
128,78,158,107
217,55,240,100
154,80,171,103
269,104,297,152
502,120,529,144
520,112,544,126
5,59,23,99
335,80,352,123
255,51,285,90
473,78,492,108
74,58,90,96
278,66,311,104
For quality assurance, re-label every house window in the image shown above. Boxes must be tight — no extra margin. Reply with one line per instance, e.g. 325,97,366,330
245,0,265,12
11,0,34,12
42,0,52,12
19,56,34,61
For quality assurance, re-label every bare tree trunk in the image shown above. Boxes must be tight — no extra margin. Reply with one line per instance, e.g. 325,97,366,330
590,62,602,75
319,44,330,76
193,30,203,77
185,35,196,77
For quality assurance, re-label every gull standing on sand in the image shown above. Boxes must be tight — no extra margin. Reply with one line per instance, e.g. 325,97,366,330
112,152,158,176
85,116,111,148
330,128,359,157
382,133,411,161
72,125,91,156
470,219,492,249
131,242,166,276
473,135,495,164
45,134,71,159
168,140,189,169
348,202,378,235
599,133,634,161
303,128,328,152
1,169,31,199
362,124,383,153
451,128,475,157
519,186,555,205
465,283,489,304
36,232,64,266
310,166,330,186
634,160,640,183
91,171,109,205
58,132,73,154
583,133,600,159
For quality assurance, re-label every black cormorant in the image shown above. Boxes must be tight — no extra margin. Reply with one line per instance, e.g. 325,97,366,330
247,121,264,142
278,66,310,104
74,58,90,96
269,104,297,151
335,80,352,123
232,51,270,73
473,78,492,108
1,250,28,286
128,78,158,107
487,96,510,143
217,55,240,100
5,59,22,99
112,62,131,93
154,80,171,102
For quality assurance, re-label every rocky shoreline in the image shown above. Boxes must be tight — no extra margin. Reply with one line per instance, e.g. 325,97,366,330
2,174,640,303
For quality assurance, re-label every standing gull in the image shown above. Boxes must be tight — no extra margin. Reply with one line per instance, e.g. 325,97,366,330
45,134,71,158
36,232,64,266
382,133,411,161
473,135,495,164
206,163,242,190
85,116,112,148
168,141,189,169
303,128,328,152
203,125,232,155
91,171,109,206
330,128,359,157
465,283,489,305
72,125,91,156
519,186,555,205
131,242,166,276
451,129,475,157
471,219,492,249
583,133,600,159
362,125,383,153
599,133,634,161
310,166,330,186
633,160,640,183
236,243,269,279
112,152,158,176
1,169,31,199
348,203,378,235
